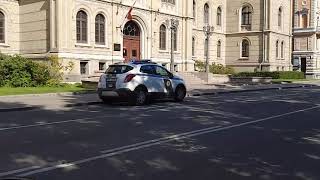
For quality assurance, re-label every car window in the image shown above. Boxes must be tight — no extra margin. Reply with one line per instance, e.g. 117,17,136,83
155,66,170,77
140,65,155,75
106,65,133,74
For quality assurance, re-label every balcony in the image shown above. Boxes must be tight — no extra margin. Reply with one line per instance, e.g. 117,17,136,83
293,27,316,34
241,25,252,31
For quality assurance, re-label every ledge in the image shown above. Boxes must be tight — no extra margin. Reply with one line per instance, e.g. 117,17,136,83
94,45,109,49
75,43,92,48
0,43,10,47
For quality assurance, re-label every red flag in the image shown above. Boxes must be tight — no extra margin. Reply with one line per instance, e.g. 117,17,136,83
126,1,136,20
127,7,133,20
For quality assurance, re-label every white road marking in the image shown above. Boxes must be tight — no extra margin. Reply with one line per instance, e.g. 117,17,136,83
0,166,40,177
303,137,320,144
0,115,111,132
3,105,317,177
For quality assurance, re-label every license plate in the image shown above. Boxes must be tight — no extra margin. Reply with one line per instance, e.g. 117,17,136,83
107,78,117,82
108,84,114,88
101,91,118,97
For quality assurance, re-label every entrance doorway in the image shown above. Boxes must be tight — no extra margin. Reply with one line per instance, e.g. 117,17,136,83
301,57,307,73
123,21,141,62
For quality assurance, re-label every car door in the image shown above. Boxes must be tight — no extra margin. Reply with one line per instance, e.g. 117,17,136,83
154,66,174,96
140,65,163,93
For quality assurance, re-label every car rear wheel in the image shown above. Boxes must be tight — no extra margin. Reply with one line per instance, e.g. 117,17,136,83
175,86,186,102
131,87,148,106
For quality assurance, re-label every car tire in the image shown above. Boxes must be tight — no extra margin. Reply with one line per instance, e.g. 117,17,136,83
101,98,113,104
174,86,186,102
131,87,148,106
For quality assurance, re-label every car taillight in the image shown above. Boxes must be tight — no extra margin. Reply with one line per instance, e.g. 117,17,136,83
124,74,136,83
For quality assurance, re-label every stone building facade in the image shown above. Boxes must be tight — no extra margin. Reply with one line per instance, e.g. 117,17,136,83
0,0,292,81
293,0,320,79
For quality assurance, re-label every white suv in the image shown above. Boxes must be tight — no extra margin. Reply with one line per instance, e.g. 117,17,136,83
97,60,187,105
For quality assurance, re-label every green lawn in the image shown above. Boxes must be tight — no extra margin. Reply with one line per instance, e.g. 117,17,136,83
0,85,90,96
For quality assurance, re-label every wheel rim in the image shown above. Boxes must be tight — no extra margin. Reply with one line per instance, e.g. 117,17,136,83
177,88,186,99
136,91,146,104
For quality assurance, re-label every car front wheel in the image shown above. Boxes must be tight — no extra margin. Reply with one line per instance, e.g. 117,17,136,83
174,86,186,102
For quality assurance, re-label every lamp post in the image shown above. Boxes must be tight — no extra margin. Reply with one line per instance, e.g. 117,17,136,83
166,19,179,73
203,25,214,73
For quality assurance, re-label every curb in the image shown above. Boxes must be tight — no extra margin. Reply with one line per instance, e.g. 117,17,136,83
0,84,315,112
0,90,96,98
64,101,103,107
187,84,314,97
0,106,39,113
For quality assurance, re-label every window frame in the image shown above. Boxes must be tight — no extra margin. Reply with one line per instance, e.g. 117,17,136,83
217,40,221,58
281,41,284,59
192,37,196,56
159,24,167,50
193,0,196,19
76,10,88,44
241,6,252,26
204,3,210,25
0,11,5,44
241,39,250,58
95,14,106,45
217,7,222,26
276,40,279,59
278,7,283,28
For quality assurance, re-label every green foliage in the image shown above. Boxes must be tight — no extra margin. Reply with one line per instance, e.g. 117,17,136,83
233,71,305,79
210,63,235,75
0,54,73,87
194,60,235,74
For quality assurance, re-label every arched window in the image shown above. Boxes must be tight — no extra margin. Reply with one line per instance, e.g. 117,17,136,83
192,37,195,56
302,14,308,28
241,6,252,30
95,14,105,45
204,3,209,24
204,38,208,57
0,11,5,43
241,39,249,58
278,7,282,28
281,41,284,59
217,7,222,26
173,27,177,51
76,10,88,43
123,21,140,37
276,40,279,58
217,40,221,58
193,0,196,18
159,24,166,50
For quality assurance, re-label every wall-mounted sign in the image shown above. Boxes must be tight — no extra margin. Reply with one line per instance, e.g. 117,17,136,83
114,44,121,51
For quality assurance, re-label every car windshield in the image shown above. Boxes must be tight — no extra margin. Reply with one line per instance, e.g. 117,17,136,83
106,65,133,74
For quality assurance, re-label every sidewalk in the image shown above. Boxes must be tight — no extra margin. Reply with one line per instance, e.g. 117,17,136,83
0,81,319,112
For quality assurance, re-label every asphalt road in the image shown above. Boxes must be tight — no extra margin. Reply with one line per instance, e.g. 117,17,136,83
0,87,320,180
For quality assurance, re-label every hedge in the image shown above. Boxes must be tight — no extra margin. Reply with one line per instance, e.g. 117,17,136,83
195,61,235,74
233,71,305,79
0,54,63,87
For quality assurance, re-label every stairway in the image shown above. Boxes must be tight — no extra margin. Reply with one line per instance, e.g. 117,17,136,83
176,72,207,87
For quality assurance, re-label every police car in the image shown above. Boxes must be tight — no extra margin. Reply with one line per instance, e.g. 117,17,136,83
97,60,187,105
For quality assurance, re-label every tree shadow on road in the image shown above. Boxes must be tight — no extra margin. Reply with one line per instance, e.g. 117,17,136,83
0,86,320,180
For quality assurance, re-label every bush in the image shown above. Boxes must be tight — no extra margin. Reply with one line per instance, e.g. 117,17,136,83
0,54,63,87
233,71,305,79
195,61,235,74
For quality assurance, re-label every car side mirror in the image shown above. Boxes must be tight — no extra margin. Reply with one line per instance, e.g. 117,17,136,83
168,73,174,79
